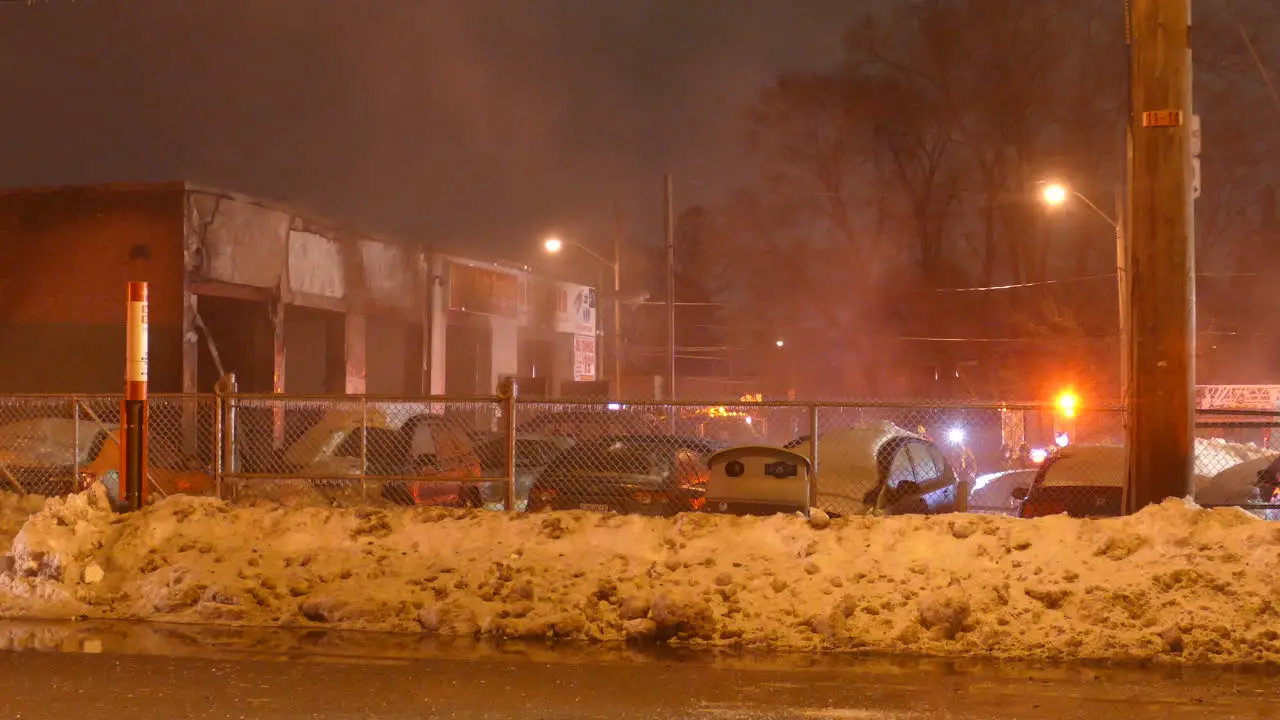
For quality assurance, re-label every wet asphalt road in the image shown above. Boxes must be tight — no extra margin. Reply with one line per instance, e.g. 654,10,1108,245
0,622,1275,719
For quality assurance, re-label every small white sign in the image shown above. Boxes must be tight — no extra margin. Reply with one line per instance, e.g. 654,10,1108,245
572,334,597,381
126,300,149,383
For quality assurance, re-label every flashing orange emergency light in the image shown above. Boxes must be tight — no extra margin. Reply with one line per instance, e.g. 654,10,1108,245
1055,390,1079,418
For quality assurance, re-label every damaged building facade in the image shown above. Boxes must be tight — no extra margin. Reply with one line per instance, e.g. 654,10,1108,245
0,182,598,397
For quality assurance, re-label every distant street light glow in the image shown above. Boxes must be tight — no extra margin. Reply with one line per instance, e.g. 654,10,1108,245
1056,390,1079,418
946,427,965,445
543,236,564,253
775,339,785,348
1041,183,1068,207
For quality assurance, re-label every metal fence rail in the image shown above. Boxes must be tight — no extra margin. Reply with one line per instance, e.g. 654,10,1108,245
0,391,1274,519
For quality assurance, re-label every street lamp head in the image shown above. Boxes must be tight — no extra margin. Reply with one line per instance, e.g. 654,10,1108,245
543,236,564,254
1055,389,1079,418
775,339,785,348
1041,183,1069,207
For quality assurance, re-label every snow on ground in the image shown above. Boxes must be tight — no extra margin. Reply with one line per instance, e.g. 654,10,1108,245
0,485,1278,665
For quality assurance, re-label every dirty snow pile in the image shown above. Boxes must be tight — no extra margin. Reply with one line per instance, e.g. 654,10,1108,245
0,494,48,548
1,486,1279,664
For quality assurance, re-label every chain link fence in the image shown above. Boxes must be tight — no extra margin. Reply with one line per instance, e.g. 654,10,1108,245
0,394,218,501
0,392,1274,520
223,395,505,508
1193,409,1280,519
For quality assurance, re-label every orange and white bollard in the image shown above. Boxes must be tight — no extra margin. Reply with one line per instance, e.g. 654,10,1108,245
119,282,149,510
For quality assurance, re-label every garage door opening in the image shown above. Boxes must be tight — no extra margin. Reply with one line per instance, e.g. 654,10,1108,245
195,295,272,393
446,322,492,395
284,305,347,394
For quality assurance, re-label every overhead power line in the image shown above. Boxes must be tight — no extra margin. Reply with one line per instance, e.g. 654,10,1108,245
892,335,1116,343
921,271,1280,294
1234,13,1280,119
923,274,1115,293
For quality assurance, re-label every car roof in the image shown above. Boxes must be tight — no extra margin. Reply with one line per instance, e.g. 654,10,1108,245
1196,453,1280,505
1193,437,1277,481
550,435,722,453
1037,445,1127,488
526,409,655,418
789,422,928,468
581,434,718,445
707,445,812,468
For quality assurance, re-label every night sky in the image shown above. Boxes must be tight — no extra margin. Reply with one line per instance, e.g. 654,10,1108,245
0,0,870,261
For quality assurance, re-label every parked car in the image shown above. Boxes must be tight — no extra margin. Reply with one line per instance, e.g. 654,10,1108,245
385,416,483,506
1015,445,1126,518
785,421,962,517
230,409,422,504
0,418,214,502
1197,453,1280,520
384,431,573,510
0,418,111,496
469,434,575,509
78,429,216,501
516,409,665,440
527,435,720,516
968,469,1038,516
1014,441,1280,520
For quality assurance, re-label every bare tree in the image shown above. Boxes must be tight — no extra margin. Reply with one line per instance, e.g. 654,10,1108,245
704,0,1280,398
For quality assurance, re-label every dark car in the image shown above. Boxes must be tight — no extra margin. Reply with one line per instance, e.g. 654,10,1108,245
516,410,665,441
464,434,575,510
968,469,1037,516
382,430,573,510
527,435,722,516
1015,445,1126,518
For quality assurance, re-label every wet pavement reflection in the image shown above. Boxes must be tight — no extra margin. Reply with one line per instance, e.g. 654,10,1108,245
0,619,1275,719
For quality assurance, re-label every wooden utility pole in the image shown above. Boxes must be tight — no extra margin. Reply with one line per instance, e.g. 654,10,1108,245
1126,0,1195,510
664,172,676,401
611,202,625,399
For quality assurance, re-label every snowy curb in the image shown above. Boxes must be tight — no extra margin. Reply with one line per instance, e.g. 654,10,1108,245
0,488,1277,664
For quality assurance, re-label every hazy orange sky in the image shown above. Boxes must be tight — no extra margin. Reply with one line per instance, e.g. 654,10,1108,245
1,0,877,261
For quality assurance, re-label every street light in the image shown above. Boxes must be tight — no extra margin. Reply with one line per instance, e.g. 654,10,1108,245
774,338,796,398
541,235,623,397
1055,389,1079,418
1041,183,1069,207
1037,181,1118,227
1038,180,1128,406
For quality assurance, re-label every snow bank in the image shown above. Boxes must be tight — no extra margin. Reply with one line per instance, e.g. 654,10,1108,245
1,489,1279,664
0,494,49,547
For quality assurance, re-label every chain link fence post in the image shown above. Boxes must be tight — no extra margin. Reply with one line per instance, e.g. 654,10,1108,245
221,374,239,500
359,396,369,504
955,468,971,513
807,403,819,513
71,397,81,491
212,382,225,500
499,377,518,512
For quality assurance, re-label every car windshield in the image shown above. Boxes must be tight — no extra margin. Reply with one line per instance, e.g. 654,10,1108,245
473,436,567,468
